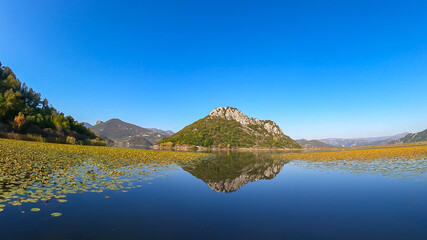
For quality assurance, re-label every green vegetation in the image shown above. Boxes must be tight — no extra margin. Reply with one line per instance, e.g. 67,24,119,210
0,62,104,144
279,143,427,161
158,116,301,148
280,144,427,181
0,138,208,212
394,129,427,144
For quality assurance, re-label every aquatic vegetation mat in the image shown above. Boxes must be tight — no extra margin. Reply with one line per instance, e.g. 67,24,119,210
280,144,427,161
0,139,208,214
289,158,427,181
279,144,427,181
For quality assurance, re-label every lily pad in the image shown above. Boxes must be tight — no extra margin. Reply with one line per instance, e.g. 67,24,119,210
51,212,62,217
10,201,22,206
30,208,41,212
0,138,207,213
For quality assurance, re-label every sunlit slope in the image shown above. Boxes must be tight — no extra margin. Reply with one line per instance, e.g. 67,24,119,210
394,129,427,144
159,107,301,149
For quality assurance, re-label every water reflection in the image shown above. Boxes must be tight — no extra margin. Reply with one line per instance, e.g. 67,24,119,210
0,160,174,210
291,157,427,181
181,151,427,193
2,148,426,213
181,152,288,193
2,148,426,240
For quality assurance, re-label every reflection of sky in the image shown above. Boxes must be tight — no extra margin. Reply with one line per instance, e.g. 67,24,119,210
289,158,427,181
2,160,426,240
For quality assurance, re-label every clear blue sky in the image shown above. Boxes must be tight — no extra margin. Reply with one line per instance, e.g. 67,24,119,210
1,0,426,139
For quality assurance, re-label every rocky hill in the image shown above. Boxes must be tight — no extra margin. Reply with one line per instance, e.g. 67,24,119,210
158,107,301,149
88,118,173,148
296,139,333,148
393,129,427,144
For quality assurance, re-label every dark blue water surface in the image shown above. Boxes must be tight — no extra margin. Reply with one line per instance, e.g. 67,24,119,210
1,152,426,240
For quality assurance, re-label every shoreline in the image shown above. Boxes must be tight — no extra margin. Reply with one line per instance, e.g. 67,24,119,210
151,141,427,153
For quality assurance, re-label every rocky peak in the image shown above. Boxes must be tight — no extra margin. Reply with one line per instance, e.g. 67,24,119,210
209,107,261,125
208,107,283,136
96,120,103,125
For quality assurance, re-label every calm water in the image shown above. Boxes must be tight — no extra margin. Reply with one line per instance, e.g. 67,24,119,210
1,152,426,240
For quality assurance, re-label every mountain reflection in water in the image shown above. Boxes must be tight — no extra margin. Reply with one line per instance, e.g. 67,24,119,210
180,150,427,193
180,152,288,193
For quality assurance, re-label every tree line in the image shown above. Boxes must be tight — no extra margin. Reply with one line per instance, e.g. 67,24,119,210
0,62,105,145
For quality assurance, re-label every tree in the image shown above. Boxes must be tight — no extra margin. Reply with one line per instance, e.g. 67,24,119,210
13,112,25,131
0,62,103,144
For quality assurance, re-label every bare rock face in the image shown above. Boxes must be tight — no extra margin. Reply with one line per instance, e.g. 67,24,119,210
208,107,283,136
96,120,103,125
209,107,261,125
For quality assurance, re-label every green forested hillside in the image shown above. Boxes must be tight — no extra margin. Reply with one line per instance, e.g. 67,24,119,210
158,109,301,149
394,129,427,144
0,62,104,145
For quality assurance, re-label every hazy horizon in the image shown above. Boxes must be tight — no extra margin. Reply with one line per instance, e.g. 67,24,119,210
1,0,426,139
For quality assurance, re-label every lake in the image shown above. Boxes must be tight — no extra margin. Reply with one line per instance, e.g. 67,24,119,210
1,151,426,240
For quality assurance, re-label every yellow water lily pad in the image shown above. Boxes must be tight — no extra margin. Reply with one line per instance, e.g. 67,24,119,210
10,201,21,206
51,212,62,217
0,138,208,212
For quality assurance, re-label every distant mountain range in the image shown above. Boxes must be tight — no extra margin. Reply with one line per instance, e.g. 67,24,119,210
83,122,93,129
393,129,427,144
83,119,173,148
81,114,425,150
316,133,409,147
158,107,301,149
296,139,333,148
